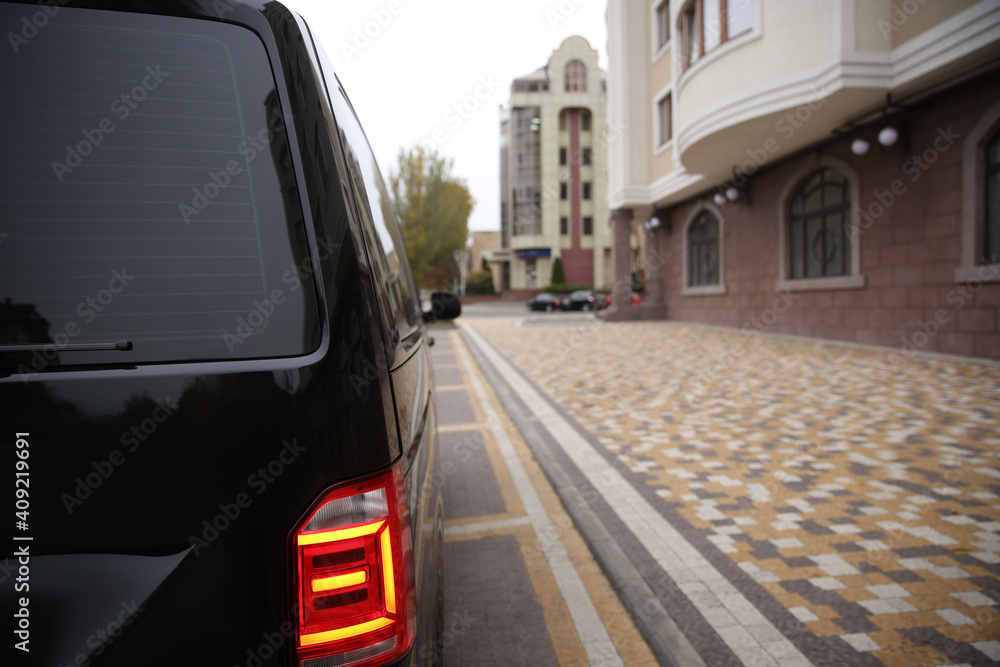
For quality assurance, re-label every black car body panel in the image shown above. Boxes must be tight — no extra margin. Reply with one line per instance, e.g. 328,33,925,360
526,293,562,311
0,2,442,665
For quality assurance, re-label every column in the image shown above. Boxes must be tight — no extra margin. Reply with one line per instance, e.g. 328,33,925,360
608,207,633,318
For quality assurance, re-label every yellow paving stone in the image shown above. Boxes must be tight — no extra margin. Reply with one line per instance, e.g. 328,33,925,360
871,611,957,631
909,594,960,611
777,567,826,580
837,587,877,602
464,316,1000,667
804,619,844,637
937,623,996,644
811,604,841,620
872,646,949,667
868,630,915,649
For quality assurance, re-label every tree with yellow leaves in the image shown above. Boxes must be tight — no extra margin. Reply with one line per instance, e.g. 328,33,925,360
389,146,474,288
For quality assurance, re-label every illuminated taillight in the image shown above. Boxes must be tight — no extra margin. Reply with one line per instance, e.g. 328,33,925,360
292,462,414,667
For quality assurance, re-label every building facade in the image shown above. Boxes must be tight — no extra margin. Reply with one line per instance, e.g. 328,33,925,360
606,0,1000,358
494,37,612,291
469,230,501,290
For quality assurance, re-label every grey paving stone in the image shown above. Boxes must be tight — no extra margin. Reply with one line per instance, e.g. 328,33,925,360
438,431,506,519
443,536,559,667
433,366,464,386
436,388,476,425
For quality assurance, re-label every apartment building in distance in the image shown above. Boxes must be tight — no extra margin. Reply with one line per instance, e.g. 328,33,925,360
606,0,1000,358
493,37,612,291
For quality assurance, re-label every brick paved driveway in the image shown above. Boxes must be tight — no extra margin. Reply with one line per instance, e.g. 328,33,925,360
464,314,1000,667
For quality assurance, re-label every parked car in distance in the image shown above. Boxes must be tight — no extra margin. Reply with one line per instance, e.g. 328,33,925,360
527,292,564,312
0,2,447,666
564,290,610,311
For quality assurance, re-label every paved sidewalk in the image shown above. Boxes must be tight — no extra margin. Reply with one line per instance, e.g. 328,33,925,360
459,314,1000,667
429,325,657,667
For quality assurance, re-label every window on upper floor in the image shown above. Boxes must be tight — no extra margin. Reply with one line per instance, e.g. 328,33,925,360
582,147,592,165
583,182,591,200
560,183,567,200
658,94,672,146
680,0,753,71
560,147,567,166
560,216,569,235
656,1,670,49
581,110,591,131
565,60,587,92
583,217,593,235
788,169,852,279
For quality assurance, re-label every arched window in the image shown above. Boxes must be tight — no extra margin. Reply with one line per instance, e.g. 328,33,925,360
788,169,852,279
565,60,587,92
987,129,1000,263
688,211,720,287
956,98,1000,283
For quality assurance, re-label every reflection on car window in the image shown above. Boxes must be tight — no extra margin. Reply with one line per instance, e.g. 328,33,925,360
0,7,319,367
315,46,421,350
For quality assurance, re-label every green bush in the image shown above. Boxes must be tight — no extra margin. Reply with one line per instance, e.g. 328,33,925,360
550,257,566,285
465,270,495,295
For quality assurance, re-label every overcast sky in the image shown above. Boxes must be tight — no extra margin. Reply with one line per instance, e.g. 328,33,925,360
279,0,609,232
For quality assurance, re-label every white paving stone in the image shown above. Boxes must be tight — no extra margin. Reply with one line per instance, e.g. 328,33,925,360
770,537,804,549
830,523,862,535
950,591,996,607
866,583,910,599
788,606,818,623
841,633,880,652
936,609,975,625
809,577,845,591
810,553,858,576
973,641,1000,661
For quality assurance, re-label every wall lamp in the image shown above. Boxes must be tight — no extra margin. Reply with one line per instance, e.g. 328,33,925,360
713,184,748,206
845,93,904,156
850,125,898,155
644,208,671,233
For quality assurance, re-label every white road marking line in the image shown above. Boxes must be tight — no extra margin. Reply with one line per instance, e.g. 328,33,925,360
444,516,531,536
452,331,625,667
460,323,811,667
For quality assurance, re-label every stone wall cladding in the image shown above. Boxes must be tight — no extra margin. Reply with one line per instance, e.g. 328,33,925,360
655,71,1000,360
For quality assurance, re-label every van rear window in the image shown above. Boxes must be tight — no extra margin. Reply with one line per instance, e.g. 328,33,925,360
0,5,320,370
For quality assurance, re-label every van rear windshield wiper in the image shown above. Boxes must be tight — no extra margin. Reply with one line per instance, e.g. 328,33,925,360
0,341,133,353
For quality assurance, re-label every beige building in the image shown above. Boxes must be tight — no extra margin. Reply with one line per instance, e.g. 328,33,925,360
494,36,612,291
469,230,501,289
606,0,1000,358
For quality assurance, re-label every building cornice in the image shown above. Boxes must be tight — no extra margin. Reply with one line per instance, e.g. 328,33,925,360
668,0,1000,205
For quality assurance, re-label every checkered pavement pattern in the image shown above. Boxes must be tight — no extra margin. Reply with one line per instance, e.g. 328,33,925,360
466,316,1000,667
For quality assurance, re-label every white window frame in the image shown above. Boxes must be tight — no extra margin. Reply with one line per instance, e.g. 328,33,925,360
652,0,671,63
675,0,761,96
776,156,865,293
653,85,673,156
682,200,727,296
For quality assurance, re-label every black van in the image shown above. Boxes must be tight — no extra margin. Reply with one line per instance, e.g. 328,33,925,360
0,2,454,665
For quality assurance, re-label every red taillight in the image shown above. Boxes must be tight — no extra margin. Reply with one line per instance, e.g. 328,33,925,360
555,299,561,306
292,462,414,667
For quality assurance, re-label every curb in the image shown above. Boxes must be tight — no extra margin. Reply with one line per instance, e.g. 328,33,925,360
458,326,706,667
